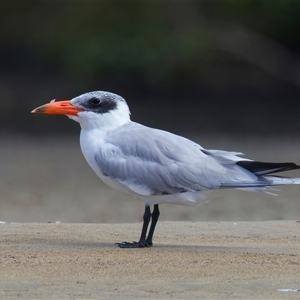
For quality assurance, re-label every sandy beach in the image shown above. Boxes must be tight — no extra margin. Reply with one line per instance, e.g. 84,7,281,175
1,135,300,298
1,221,300,299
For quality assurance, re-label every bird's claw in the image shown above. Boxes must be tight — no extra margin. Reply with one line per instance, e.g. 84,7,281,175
116,240,153,248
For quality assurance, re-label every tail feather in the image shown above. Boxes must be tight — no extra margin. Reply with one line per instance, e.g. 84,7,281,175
263,175,300,185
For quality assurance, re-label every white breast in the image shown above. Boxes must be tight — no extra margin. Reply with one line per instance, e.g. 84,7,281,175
79,128,134,196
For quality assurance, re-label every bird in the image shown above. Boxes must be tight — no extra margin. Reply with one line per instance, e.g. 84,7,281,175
32,91,300,248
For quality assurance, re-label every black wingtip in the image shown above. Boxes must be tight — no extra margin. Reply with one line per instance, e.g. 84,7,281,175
237,161,300,175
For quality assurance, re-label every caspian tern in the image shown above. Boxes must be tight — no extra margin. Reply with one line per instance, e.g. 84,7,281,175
32,91,300,248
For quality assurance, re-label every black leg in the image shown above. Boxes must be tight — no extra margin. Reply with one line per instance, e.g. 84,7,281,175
138,205,151,242
145,204,160,246
117,204,160,248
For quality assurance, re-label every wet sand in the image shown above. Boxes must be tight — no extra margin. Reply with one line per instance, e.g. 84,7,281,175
1,134,300,224
1,221,300,299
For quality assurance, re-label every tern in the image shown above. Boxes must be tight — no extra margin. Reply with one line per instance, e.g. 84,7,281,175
32,91,300,248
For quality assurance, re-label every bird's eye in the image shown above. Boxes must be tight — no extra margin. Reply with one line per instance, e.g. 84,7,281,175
90,97,101,105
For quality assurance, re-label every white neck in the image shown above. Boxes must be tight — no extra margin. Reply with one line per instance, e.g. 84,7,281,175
68,101,131,133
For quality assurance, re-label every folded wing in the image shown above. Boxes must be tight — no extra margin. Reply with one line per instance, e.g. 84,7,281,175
93,123,299,197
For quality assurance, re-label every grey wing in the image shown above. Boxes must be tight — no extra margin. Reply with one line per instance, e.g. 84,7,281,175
95,123,258,196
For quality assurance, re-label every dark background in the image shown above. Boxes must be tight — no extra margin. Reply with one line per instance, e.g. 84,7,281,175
1,1,300,136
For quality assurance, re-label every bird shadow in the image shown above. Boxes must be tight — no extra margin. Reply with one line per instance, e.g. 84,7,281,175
27,238,251,253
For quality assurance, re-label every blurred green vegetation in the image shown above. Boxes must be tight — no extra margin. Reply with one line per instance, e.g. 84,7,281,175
1,2,300,134
1,2,300,85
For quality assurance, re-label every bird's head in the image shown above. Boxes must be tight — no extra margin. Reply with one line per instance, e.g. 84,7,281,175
32,91,131,130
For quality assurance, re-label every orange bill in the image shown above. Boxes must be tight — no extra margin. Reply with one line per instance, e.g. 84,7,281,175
31,100,84,116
